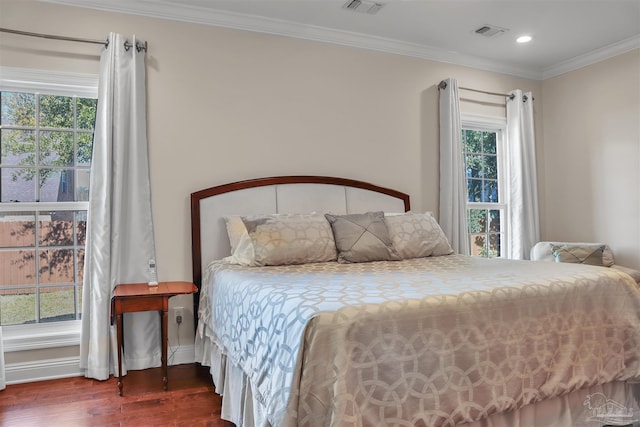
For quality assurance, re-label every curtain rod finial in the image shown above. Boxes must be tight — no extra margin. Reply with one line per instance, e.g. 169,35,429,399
438,80,448,90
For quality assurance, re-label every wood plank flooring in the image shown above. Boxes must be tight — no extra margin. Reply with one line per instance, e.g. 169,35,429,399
0,364,235,427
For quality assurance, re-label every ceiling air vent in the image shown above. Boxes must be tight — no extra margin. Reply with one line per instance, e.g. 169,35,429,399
342,0,385,15
474,24,509,38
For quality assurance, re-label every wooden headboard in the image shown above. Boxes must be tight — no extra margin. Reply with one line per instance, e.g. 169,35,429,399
190,175,410,321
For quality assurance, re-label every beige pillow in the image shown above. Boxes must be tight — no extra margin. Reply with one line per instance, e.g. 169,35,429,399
551,244,606,266
385,212,453,259
224,215,247,254
325,211,400,263
227,213,337,266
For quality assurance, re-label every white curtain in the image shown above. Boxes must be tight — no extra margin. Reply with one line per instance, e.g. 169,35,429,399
506,90,540,259
439,78,470,255
0,327,5,390
80,33,159,380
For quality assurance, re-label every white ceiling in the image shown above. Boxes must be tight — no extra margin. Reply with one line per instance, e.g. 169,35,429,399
44,0,640,80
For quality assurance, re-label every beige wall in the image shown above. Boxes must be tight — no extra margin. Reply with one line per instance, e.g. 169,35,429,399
541,50,640,269
1,0,544,366
0,6,540,274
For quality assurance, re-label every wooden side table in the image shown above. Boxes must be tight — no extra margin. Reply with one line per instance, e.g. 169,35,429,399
111,281,197,396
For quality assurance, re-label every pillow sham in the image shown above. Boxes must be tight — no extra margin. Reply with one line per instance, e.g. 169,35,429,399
224,215,247,254
385,212,453,259
227,213,337,266
325,211,400,263
551,243,606,266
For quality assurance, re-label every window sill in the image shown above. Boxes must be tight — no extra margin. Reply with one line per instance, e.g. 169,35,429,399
3,321,81,352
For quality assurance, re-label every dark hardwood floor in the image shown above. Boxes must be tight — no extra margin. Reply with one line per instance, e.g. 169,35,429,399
0,364,235,427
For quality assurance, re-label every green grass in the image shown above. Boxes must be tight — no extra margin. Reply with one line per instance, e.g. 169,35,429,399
0,288,80,325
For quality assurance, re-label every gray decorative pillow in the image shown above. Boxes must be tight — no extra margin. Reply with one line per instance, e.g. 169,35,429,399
385,212,453,259
551,244,606,266
324,211,400,263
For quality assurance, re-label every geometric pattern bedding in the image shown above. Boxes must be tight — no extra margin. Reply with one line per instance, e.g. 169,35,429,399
197,254,640,427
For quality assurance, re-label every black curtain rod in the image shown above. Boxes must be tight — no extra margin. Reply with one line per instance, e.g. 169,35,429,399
0,27,148,52
438,80,521,101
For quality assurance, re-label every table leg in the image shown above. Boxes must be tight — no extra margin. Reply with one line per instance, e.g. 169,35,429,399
162,308,168,390
116,313,124,396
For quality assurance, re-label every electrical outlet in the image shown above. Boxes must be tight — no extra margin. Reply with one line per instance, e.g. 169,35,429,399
174,307,184,325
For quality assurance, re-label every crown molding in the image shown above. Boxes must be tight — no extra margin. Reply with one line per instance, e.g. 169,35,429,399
542,35,640,79
39,0,543,79
41,0,638,81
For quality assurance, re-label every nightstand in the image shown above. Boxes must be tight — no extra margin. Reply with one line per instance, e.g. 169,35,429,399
111,281,197,396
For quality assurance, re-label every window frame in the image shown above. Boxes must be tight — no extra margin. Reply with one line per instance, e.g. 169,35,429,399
0,66,98,346
461,113,509,258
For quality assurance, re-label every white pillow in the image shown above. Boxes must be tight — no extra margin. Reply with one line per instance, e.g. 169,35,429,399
385,211,453,259
224,215,248,254
225,213,337,266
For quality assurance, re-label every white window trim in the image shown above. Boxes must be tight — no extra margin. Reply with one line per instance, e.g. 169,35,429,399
0,66,98,98
461,113,509,258
3,321,81,352
460,113,505,128
1,67,98,349
0,201,89,212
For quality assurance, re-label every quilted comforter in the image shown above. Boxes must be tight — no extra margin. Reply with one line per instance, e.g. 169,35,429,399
197,254,640,427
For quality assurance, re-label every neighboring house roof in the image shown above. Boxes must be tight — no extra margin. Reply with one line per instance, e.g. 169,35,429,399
1,154,65,203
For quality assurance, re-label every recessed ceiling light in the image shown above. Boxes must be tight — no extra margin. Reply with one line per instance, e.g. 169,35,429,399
516,35,532,43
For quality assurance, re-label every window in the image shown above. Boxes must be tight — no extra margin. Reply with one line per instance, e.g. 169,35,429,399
462,115,507,258
0,68,97,327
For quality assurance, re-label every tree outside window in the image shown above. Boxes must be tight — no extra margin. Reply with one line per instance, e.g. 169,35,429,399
0,91,96,325
462,127,506,258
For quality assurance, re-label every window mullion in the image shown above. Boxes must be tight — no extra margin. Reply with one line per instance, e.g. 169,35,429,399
35,93,43,320
35,93,41,203
73,96,78,169
35,211,41,323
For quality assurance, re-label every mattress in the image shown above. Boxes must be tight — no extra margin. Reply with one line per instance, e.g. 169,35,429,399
195,254,640,427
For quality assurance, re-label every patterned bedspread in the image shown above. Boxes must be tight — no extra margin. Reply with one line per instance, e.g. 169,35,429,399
197,254,640,427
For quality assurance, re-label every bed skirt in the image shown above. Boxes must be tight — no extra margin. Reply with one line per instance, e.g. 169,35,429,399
196,333,640,427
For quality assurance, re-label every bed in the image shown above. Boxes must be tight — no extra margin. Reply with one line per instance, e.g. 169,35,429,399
191,175,640,427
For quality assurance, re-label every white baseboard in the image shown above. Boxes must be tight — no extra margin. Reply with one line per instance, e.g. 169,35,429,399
169,344,196,366
6,356,83,385
5,345,196,385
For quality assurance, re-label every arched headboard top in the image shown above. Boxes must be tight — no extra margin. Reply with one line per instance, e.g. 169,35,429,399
190,176,410,289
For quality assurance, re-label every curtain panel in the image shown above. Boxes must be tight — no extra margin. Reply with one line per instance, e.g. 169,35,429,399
0,327,5,390
439,78,470,255
80,33,158,380
506,90,540,259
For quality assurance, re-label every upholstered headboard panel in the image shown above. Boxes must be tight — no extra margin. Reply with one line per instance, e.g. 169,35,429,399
190,176,410,290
